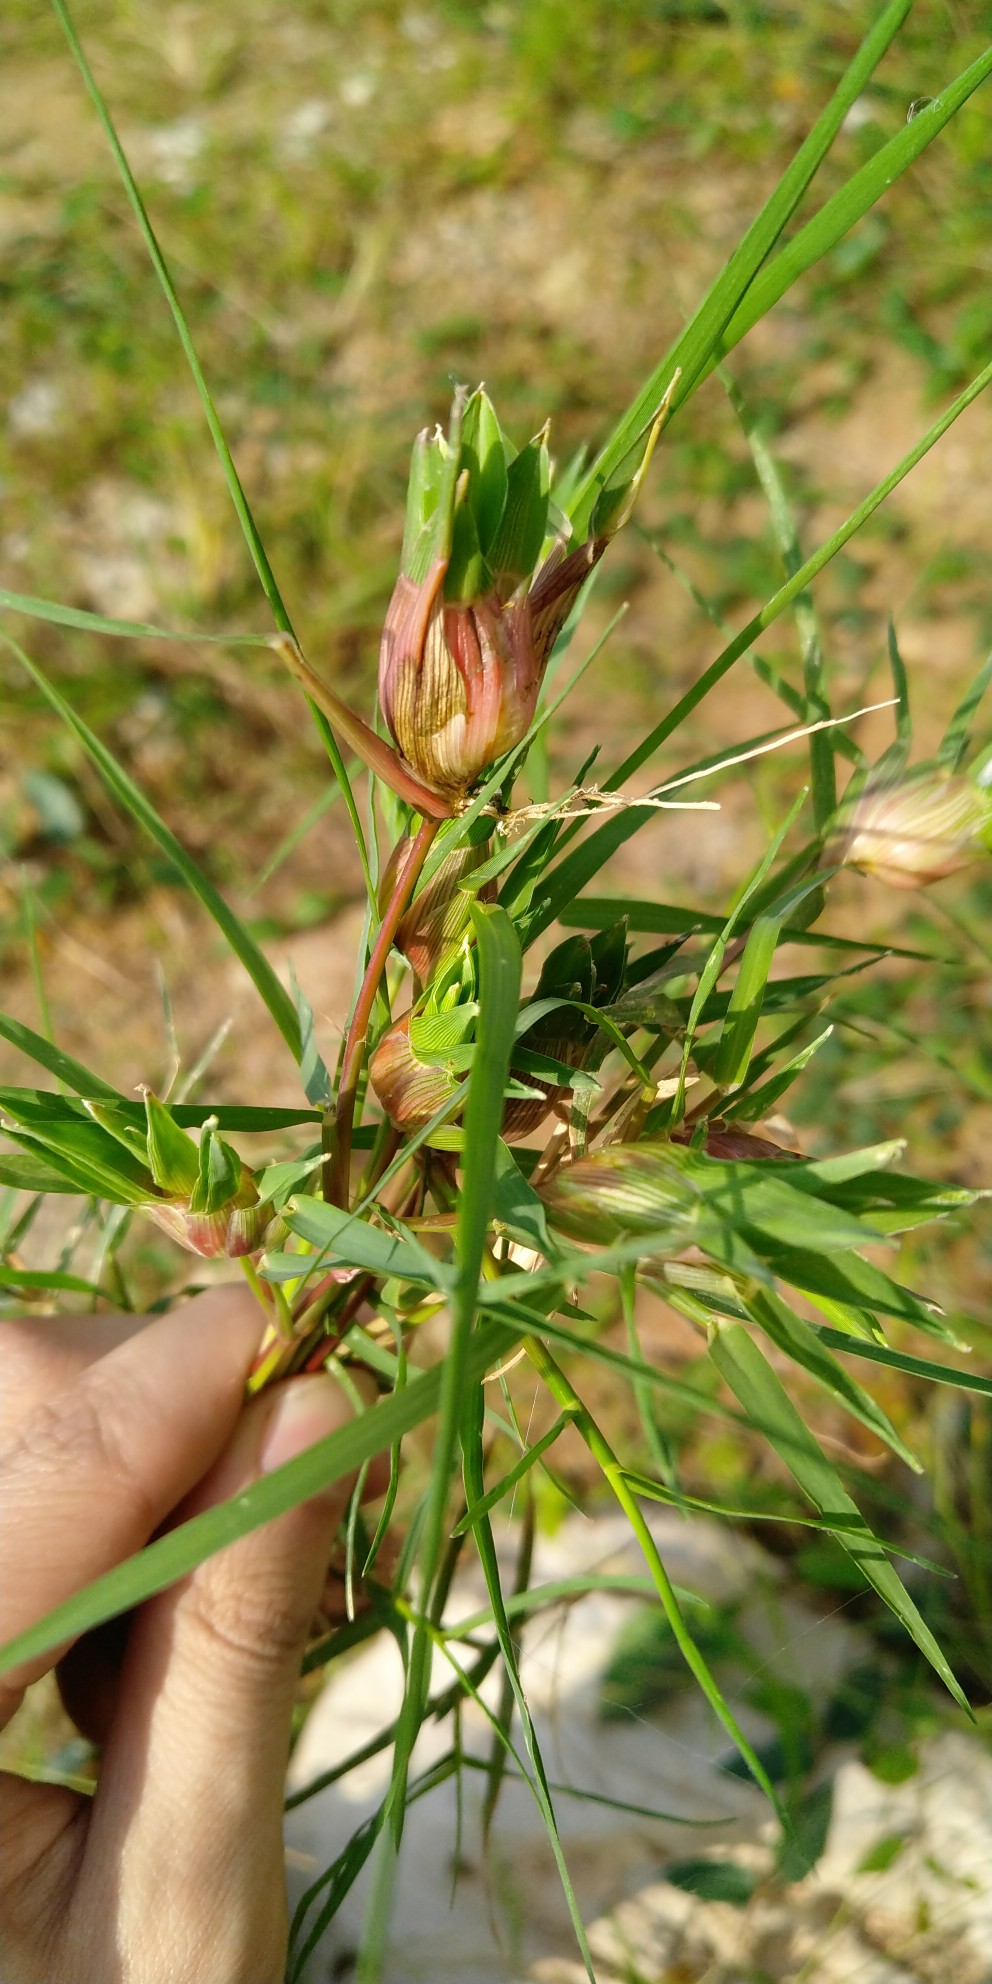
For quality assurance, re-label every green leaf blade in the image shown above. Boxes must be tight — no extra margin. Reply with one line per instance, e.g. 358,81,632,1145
567,0,915,526
708,1322,969,1710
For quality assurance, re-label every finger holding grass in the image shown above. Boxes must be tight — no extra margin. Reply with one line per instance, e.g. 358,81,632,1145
0,1289,377,1984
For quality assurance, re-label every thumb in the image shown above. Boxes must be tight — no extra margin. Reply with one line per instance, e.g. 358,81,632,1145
82,1373,369,1983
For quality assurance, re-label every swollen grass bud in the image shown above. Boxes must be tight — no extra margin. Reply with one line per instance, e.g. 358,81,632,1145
379,569,543,795
369,937,479,1137
671,1121,798,1161
368,1011,462,1132
379,385,666,801
145,1176,281,1259
11,1089,282,1260
388,823,496,984
146,1101,284,1257
540,1143,701,1252
274,385,671,818
832,770,992,890
87,1091,284,1259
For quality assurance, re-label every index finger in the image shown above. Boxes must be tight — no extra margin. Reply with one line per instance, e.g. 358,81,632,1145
0,1286,264,1724
0,1312,141,1447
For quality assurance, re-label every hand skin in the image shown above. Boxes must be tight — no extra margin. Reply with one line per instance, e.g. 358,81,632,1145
0,1288,376,1984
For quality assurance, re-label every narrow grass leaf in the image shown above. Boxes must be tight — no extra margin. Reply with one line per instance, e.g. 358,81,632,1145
713,917,782,1090
0,1265,106,1297
727,381,836,825
2,1097,322,1135
275,1196,452,1288
886,619,912,746
643,534,806,728
786,1145,909,1189
251,771,360,893
0,586,266,647
481,1296,747,1429
621,1468,943,1568
492,1138,555,1254
0,1153,84,1195
454,1415,570,1534
745,1285,921,1473
813,1329,992,1401
0,1013,124,1100
524,1338,793,1831
938,648,992,771
287,1644,504,1811
51,0,368,876
6,637,301,1059
797,1293,883,1344
620,1263,682,1495
288,1805,387,1983
715,44,992,371
291,972,333,1107
676,800,803,1113
2,1123,150,1204
53,0,284,626
453,1575,663,1636
457,908,525,1303
460,1382,595,1980
722,1027,833,1122
460,1754,723,1829
363,905,522,1966
764,1244,951,1337
557,896,932,962
688,1160,886,1252
567,0,914,524
708,1321,968,1709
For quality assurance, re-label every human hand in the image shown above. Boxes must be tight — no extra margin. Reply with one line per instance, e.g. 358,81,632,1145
0,1288,372,1984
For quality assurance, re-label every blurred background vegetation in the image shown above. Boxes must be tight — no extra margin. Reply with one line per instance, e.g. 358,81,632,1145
2,0,991,1789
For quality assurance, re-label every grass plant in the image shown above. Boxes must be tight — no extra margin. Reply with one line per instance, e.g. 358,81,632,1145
2,4,992,1978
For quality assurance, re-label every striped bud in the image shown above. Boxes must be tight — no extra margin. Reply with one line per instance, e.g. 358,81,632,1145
388,828,496,985
379,385,666,802
671,1122,797,1161
540,1142,701,1252
79,1092,287,1259
832,771,991,890
380,572,543,796
145,1181,284,1259
368,1011,462,1132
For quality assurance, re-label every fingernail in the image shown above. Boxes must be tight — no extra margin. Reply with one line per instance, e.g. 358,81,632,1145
259,1374,349,1475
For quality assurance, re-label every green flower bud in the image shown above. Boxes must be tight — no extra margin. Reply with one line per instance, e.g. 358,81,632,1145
540,1142,702,1253
8,1091,283,1259
144,1105,285,1257
276,387,670,818
145,1177,283,1260
387,824,496,985
368,1011,462,1132
100,1093,284,1259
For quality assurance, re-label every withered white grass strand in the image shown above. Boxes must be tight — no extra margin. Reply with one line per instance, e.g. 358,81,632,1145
493,699,897,834
651,698,898,797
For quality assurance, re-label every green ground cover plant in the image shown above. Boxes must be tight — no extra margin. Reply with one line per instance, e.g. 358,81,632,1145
2,4,992,1978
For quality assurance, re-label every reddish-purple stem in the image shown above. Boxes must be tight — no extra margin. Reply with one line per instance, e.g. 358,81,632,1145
327,813,440,1207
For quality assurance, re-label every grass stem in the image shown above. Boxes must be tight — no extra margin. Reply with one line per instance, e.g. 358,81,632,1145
328,814,440,1208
